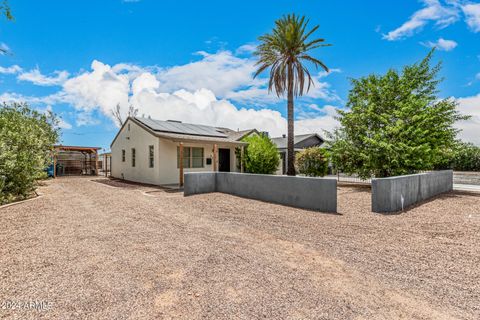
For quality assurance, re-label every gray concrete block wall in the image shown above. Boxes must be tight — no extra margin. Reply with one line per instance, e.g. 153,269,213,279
372,170,453,213
184,172,337,213
183,172,216,196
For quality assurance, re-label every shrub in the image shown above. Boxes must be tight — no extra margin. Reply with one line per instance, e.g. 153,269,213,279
240,134,280,174
0,102,59,204
296,147,329,177
452,142,480,171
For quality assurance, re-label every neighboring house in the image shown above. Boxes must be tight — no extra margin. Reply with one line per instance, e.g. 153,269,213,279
110,117,251,186
271,133,325,174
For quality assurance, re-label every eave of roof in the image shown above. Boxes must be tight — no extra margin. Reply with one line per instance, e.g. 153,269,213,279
54,145,101,151
271,133,324,149
154,131,247,145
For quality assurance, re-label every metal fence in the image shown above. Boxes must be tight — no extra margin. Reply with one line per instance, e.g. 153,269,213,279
327,172,372,184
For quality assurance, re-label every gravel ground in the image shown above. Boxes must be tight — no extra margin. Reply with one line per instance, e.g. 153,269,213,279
1,177,479,320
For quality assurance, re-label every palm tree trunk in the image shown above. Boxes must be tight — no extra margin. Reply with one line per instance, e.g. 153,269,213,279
286,62,295,176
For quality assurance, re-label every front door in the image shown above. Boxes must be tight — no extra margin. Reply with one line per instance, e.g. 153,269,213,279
218,148,230,172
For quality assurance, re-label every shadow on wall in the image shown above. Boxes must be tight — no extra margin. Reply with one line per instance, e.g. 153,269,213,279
371,170,453,214
184,172,338,213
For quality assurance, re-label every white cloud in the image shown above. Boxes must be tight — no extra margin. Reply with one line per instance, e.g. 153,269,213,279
0,43,11,55
155,50,258,97
0,65,22,74
18,68,70,86
236,43,257,55
383,0,460,41
0,46,340,137
0,91,66,105
62,60,130,113
462,3,480,32
421,37,458,51
476,72,480,80
75,112,101,126
456,93,480,145
57,118,72,129
296,105,340,136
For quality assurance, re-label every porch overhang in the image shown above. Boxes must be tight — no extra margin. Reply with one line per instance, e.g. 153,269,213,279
154,131,247,146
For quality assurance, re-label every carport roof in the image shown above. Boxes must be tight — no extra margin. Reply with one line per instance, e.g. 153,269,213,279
54,145,101,152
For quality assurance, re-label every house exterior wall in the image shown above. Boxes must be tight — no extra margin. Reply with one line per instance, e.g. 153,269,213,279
111,118,240,185
158,139,239,185
111,119,161,185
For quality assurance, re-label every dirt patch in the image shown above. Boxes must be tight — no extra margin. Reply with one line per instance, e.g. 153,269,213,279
0,177,478,319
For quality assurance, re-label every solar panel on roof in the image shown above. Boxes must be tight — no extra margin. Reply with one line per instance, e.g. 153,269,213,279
136,117,227,137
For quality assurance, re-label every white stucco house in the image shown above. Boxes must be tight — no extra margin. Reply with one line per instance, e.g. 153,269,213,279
110,117,255,186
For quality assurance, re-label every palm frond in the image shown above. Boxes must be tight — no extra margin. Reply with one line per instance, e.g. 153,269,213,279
253,13,331,97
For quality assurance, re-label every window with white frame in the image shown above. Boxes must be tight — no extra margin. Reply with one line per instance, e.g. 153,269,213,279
177,147,204,168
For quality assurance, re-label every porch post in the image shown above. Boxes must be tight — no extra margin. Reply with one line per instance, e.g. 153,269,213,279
179,142,184,187
104,153,107,177
53,149,57,178
213,144,218,172
94,149,99,176
240,145,244,173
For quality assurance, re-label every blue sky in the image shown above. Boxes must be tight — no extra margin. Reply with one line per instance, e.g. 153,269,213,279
1,0,479,150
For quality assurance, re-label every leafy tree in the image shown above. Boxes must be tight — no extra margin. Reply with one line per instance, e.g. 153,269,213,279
239,134,280,174
330,50,469,179
254,14,330,176
0,103,59,204
448,142,480,171
0,0,12,21
0,0,13,55
296,147,329,177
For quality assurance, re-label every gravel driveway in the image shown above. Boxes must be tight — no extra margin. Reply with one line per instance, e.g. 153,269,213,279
1,177,479,319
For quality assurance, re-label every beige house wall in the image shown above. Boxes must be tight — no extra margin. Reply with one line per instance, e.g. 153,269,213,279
111,118,240,185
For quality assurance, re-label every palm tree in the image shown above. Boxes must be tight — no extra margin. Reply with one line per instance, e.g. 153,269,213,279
254,14,330,176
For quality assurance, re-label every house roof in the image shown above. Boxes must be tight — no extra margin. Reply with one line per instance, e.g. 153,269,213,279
135,117,228,138
271,133,324,149
217,128,259,141
110,117,251,146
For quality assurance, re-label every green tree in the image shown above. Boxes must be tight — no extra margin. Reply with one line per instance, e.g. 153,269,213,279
239,134,280,174
0,103,59,204
330,50,469,179
254,14,330,176
450,142,480,171
296,147,329,177
0,0,13,55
